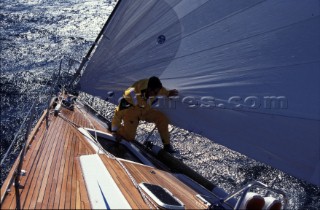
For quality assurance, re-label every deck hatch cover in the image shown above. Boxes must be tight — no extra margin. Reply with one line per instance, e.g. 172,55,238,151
139,182,184,209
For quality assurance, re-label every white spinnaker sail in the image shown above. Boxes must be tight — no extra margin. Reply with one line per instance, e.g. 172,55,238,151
79,0,320,186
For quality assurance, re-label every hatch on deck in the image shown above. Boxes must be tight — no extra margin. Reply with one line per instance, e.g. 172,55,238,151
81,128,143,163
139,182,185,209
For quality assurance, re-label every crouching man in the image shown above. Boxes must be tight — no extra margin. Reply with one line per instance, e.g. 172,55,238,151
111,76,178,153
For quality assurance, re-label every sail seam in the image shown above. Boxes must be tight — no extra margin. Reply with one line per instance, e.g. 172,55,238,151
113,15,319,74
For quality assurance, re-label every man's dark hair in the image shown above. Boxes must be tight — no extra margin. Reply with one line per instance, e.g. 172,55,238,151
148,76,162,90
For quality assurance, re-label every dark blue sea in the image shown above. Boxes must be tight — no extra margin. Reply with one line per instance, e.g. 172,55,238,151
0,1,319,209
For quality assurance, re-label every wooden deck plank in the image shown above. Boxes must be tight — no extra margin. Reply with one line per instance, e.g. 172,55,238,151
66,133,77,209
44,125,66,209
36,116,67,209
1,119,47,209
16,134,48,208
76,163,91,209
75,109,86,127
52,114,73,209
70,114,95,209
72,134,83,209
28,114,63,209
40,114,68,209
70,134,78,209
0,185,15,210
0,162,18,209
21,115,59,209
18,119,48,209
77,137,91,209
24,118,55,208
75,132,96,154
78,107,92,128
74,157,81,210
100,155,150,209
57,117,73,209
0,191,15,210
0,113,48,209
75,105,108,132
64,133,74,210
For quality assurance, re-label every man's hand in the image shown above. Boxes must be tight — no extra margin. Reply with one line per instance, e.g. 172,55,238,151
168,89,179,97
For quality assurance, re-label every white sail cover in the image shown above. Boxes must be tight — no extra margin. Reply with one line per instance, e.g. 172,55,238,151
79,0,320,186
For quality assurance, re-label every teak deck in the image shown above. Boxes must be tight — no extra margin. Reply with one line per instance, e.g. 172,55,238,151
1,102,207,209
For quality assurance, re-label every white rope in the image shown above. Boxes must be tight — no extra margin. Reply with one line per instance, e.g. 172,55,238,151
115,157,155,209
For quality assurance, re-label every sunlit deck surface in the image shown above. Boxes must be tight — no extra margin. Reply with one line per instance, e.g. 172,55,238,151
1,102,207,209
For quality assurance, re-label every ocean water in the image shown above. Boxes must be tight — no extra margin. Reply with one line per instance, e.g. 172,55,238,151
0,1,319,209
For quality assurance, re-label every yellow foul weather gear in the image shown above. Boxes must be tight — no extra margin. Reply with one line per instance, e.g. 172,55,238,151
111,78,171,145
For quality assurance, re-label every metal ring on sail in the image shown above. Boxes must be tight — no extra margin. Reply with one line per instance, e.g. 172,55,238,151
157,35,166,44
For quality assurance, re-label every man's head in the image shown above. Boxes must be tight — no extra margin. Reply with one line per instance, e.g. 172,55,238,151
147,76,162,96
